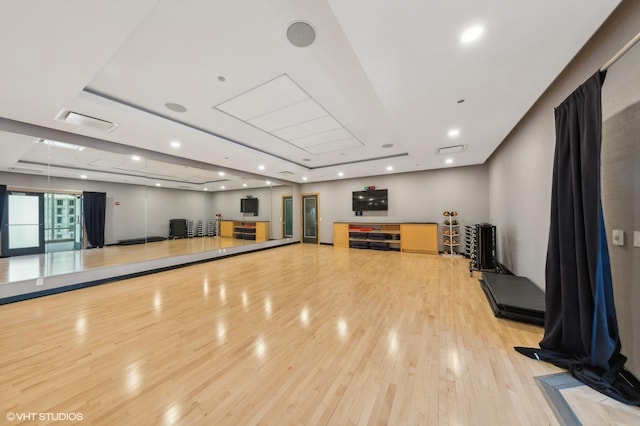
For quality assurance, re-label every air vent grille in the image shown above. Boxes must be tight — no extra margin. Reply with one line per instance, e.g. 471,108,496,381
55,110,119,132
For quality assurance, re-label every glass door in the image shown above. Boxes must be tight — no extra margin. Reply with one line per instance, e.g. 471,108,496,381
302,194,318,244
44,193,83,253
1,192,45,256
283,196,293,238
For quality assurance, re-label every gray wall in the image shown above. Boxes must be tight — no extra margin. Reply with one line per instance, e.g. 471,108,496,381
300,164,490,250
601,40,640,376
487,1,640,373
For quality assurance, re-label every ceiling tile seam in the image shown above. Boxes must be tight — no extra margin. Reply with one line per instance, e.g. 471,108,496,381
278,124,344,142
268,114,334,134
302,136,362,150
288,128,361,145
242,98,310,123
211,73,296,110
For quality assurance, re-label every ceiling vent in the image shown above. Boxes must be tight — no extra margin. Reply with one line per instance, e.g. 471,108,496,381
437,145,466,155
9,166,43,173
55,110,119,132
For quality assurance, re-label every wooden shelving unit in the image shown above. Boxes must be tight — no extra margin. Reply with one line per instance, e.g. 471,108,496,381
220,220,270,242
333,222,437,254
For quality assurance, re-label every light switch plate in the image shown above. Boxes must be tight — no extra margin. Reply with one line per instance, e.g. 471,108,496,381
612,230,624,246
634,231,640,248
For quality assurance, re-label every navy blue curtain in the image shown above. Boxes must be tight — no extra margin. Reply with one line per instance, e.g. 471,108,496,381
516,71,640,405
83,191,106,248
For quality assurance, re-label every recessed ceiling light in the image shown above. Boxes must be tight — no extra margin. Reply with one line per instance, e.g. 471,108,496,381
155,183,162,187
204,188,208,191
445,158,454,164
131,155,141,161
381,143,394,148
221,185,226,189
448,129,460,138
80,175,87,179
266,181,271,185
258,165,265,170
338,172,344,177
165,102,187,113
243,183,247,187
218,172,225,176
461,26,483,43
386,166,394,171
170,141,181,148
302,176,308,181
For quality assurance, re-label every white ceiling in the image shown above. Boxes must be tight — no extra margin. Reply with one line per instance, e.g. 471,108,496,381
0,0,621,188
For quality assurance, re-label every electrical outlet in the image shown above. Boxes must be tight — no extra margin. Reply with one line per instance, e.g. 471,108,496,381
634,231,640,248
36,278,44,286
612,230,624,246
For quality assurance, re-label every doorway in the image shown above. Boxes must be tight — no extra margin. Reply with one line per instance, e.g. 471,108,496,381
1,192,45,256
283,196,293,238
44,193,83,253
301,194,318,244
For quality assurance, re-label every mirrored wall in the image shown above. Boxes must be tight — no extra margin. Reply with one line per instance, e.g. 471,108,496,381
0,129,295,279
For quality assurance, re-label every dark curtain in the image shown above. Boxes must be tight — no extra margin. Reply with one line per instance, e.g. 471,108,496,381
83,191,106,248
515,71,640,405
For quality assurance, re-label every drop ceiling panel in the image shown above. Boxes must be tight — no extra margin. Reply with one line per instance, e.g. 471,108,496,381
215,75,308,121
248,99,327,132
305,137,362,154
272,115,342,140
290,128,354,148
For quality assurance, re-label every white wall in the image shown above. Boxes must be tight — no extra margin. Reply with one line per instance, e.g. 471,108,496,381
300,165,490,249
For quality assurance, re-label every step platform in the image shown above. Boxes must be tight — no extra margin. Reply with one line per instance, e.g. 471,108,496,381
480,272,545,326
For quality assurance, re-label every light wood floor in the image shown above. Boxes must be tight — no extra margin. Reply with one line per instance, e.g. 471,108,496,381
1,245,564,424
0,237,258,284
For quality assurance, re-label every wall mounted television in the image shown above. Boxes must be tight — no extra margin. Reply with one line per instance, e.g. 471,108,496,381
352,189,388,211
240,198,259,216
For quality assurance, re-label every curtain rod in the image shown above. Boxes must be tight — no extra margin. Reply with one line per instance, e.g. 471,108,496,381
601,30,640,71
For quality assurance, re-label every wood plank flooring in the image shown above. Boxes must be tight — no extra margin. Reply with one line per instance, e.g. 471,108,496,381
0,245,563,424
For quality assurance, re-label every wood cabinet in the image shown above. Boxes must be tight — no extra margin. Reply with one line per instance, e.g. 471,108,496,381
400,223,438,254
333,222,437,254
220,220,270,242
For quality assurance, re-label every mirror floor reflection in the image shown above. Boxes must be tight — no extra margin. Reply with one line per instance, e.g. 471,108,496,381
0,237,262,285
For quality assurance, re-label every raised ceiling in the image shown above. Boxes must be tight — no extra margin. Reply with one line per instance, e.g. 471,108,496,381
0,0,621,187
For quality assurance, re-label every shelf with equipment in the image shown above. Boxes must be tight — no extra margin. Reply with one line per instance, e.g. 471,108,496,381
442,211,461,255
220,220,270,242
333,222,437,254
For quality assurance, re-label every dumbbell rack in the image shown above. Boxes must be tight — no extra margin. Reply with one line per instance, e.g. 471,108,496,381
442,211,460,256
466,225,477,265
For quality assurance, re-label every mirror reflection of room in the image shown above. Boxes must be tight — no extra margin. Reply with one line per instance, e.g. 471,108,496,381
0,130,294,285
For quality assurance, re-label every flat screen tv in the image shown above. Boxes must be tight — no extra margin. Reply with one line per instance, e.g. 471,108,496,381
240,198,259,216
352,189,388,211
